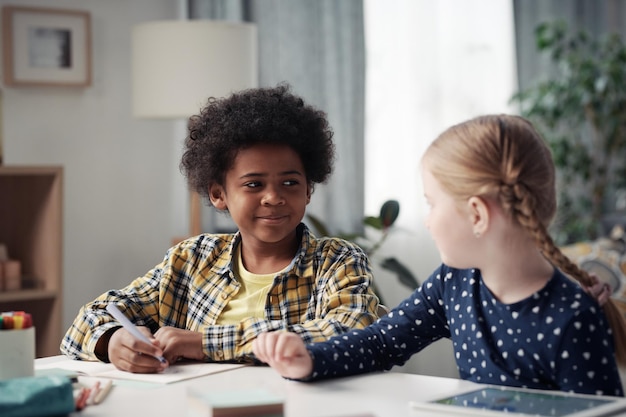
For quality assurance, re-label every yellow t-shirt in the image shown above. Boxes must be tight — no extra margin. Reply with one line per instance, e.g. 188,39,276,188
216,245,281,325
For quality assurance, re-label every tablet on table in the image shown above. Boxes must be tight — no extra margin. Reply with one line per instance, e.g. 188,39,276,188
410,385,626,417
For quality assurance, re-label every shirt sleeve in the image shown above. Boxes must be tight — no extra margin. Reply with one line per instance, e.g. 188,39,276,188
305,269,450,380
553,306,624,396
60,256,179,361
288,241,381,340
203,241,380,361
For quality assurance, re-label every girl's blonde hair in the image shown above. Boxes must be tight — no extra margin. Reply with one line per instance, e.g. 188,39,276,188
423,114,626,367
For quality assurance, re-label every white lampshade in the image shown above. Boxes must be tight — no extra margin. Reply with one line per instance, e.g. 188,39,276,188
132,20,258,119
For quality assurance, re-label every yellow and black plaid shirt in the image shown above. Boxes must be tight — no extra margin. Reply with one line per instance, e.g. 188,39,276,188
61,223,379,362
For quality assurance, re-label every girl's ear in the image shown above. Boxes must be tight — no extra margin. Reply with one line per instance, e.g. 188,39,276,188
467,196,489,237
209,184,227,210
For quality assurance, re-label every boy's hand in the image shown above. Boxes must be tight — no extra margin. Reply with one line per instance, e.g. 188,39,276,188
252,331,313,379
153,327,205,364
107,327,167,373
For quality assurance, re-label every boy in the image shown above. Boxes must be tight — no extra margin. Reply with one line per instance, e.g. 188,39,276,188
61,84,380,373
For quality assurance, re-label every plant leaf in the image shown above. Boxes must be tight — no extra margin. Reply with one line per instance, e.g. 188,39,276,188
305,213,331,237
380,257,419,289
364,216,382,230
380,200,400,228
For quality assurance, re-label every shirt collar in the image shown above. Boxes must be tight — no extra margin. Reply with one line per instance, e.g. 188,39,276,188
218,223,316,279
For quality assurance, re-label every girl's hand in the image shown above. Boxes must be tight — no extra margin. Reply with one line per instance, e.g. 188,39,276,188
252,331,313,379
107,327,167,373
153,327,205,364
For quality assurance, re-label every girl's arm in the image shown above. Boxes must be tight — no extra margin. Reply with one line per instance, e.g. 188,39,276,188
255,268,451,381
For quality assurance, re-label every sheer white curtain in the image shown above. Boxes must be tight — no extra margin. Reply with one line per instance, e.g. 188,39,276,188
189,0,366,235
364,0,517,377
249,1,366,235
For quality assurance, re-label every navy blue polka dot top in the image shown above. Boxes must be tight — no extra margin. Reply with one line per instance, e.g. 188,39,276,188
307,264,623,396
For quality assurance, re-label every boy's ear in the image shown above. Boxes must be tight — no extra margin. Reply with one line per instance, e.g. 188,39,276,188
209,184,227,210
466,196,489,236
306,184,312,204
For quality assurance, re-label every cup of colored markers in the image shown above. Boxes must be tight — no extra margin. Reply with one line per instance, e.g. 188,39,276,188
0,311,35,381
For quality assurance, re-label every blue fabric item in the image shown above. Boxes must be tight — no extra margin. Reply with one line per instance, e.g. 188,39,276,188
0,375,75,417
307,265,624,397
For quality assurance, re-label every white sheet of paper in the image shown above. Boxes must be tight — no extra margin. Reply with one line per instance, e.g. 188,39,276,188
36,357,246,384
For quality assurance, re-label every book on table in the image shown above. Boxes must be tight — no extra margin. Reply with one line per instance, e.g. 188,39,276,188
187,388,284,417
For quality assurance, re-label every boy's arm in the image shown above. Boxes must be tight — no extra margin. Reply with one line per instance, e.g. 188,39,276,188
283,241,381,340
60,266,169,361
60,239,202,362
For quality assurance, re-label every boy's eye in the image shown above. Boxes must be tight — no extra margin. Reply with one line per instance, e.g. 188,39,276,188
283,179,299,186
245,181,261,188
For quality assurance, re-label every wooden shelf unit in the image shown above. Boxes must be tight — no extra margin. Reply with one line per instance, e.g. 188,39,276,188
0,165,63,357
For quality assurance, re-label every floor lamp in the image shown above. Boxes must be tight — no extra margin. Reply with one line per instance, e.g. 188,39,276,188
132,20,258,238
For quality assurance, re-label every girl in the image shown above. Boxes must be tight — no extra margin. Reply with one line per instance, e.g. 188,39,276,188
253,114,626,396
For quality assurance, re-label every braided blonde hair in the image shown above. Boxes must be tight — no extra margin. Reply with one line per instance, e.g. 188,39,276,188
423,114,626,367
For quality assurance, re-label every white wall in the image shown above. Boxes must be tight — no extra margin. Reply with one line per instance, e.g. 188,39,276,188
0,0,185,335
364,0,517,378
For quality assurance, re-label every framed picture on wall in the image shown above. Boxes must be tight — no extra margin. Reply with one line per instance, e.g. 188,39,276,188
1,6,91,87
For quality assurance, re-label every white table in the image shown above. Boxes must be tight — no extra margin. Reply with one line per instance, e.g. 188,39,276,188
35,356,475,417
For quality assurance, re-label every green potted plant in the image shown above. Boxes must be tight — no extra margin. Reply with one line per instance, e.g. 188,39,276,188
511,20,626,245
306,200,419,305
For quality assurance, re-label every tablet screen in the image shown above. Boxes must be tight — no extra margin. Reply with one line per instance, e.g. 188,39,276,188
435,387,614,416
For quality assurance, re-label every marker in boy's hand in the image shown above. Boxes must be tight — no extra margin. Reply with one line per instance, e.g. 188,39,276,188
106,304,167,373
107,304,167,364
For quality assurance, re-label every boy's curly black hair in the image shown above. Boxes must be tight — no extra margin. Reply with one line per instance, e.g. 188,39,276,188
180,83,335,202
